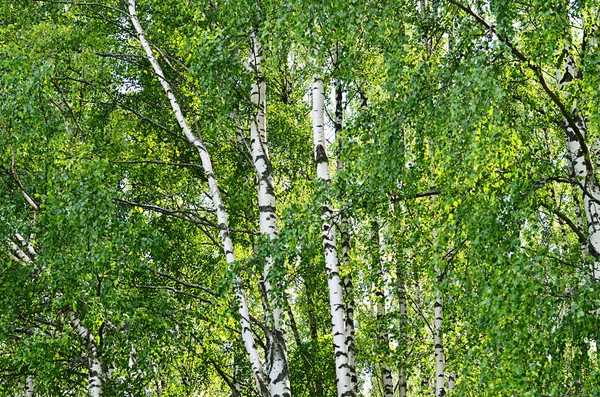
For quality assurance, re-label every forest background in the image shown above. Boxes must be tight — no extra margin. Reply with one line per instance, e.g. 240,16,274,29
1,0,599,396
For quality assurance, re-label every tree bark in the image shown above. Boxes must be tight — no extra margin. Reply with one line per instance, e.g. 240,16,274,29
396,259,408,397
127,2,269,395
312,77,354,397
23,375,34,397
429,142,446,397
448,373,456,392
249,32,291,397
334,75,358,395
434,291,445,397
371,221,394,397
69,313,104,397
558,53,600,281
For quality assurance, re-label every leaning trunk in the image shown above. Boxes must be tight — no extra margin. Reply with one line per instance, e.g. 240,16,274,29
69,313,103,397
128,2,269,394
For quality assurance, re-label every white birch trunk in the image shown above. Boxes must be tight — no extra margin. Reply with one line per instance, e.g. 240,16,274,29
340,219,357,393
230,346,243,397
312,77,354,397
372,222,393,397
429,141,446,397
69,313,103,397
397,262,408,397
249,33,291,397
558,54,600,281
434,293,445,397
24,375,34,397
448,373,456,392
127,2,269,395
334,78,358,395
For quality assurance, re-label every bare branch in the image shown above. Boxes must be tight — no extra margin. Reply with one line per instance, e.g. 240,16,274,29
113,160,206,173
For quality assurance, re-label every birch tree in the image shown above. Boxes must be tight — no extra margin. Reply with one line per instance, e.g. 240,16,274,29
127,2,271,395
2,0,600,395
312,77,354,397
248,30,292,397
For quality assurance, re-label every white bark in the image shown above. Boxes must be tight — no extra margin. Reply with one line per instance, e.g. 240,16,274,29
558,54,600,281
312,78,354,397
434,294,445,397
340,220,357,393
397,262,408,397
69,313,103,397
6,242,30,265
249,33,291,397
429,141,446,397
127,2,269,395
448,373,456,392
371,222,393,397
334,78,357,395
24,375,34,397
232,354,242,397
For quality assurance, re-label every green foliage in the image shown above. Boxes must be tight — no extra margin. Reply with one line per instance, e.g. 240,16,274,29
2,0,600,395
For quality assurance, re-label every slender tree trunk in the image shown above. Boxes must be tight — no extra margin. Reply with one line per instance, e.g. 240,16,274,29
448,373,456,392
558,53,600,281
334,75,358,395
249,32,291,397
69,313,103,397
434,290,445,397
23,375,34,397
396,259,408,397
312,77,354,397
428,142,446,397
231,348,242,397
371,222,394,397
127,2,269,395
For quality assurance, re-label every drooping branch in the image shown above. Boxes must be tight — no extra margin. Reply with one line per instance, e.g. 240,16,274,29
114,198,259,236
446,0,594,177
